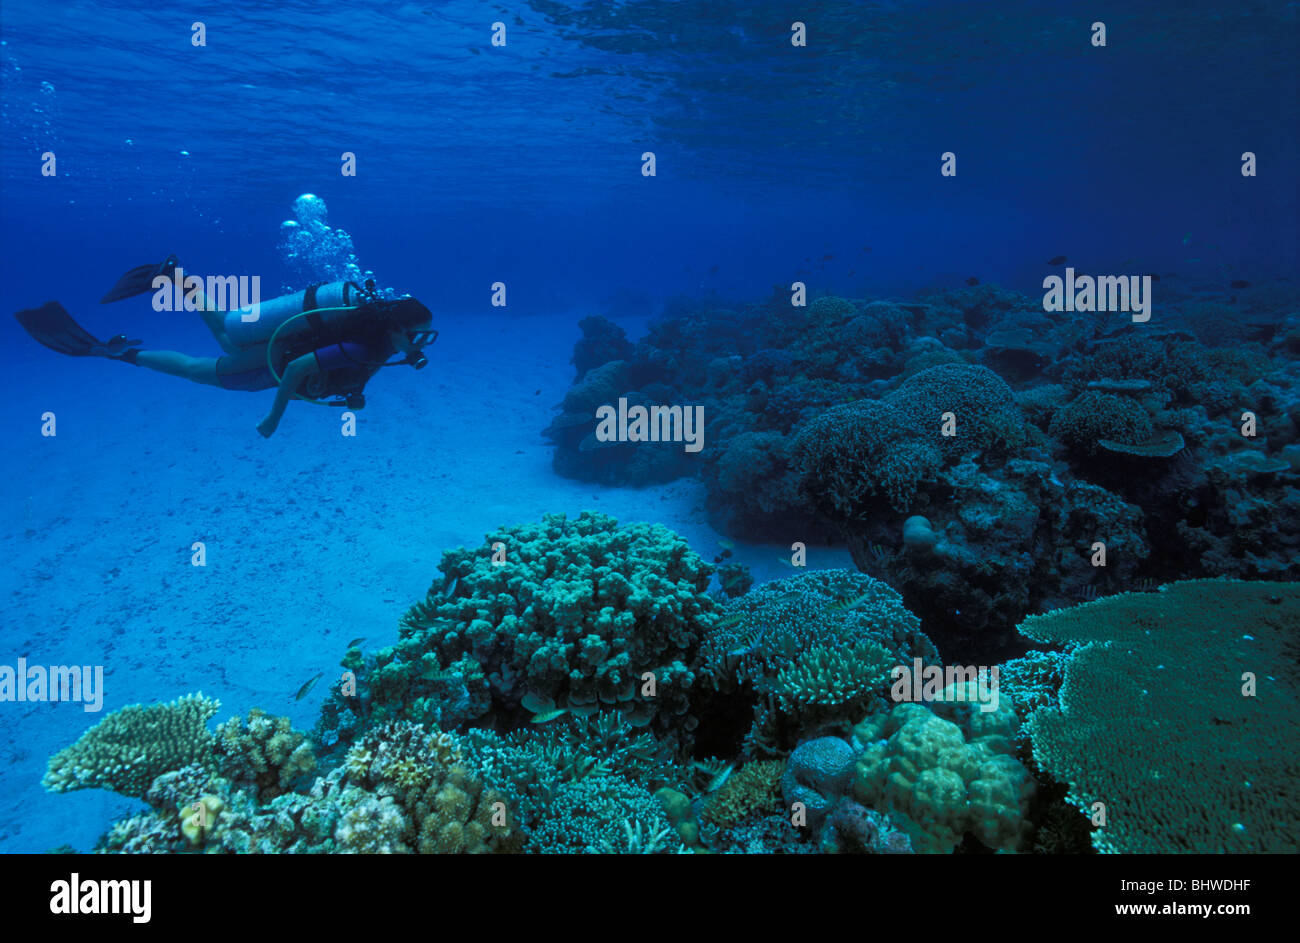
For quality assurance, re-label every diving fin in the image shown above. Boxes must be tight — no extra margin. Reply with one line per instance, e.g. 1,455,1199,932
15,301,141,359
99,254,181,304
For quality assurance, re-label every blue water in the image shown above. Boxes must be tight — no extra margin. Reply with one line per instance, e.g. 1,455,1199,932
0,1,1296,853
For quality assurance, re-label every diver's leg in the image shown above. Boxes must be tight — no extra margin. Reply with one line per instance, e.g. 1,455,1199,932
192,293,240,354
133,351,222,387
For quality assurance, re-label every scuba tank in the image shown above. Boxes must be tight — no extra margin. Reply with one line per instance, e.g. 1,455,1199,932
223,280,371,348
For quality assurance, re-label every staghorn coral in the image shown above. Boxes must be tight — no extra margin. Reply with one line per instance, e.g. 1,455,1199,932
214,708,316,801
849,684,1035,854
1019,580,1300,853
365,512,716,738
526,773,681,854
44,693,220,799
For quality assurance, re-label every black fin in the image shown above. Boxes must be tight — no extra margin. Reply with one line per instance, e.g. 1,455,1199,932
14,302,107,356
99,254,180,304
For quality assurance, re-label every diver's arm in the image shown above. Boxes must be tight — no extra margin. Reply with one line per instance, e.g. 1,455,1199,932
257,352,320,438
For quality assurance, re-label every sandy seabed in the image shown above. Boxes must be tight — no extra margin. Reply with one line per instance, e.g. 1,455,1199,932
0,310,851,853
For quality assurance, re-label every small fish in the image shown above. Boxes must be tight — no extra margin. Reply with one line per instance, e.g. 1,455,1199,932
530,707,569,724
829,591,874,613
1047,255,1067,266
421,665,456,681
443,576,459,598
706,765,734,793
795,268,810,275
1231,280,1250,289
965,276,979,286
345,636,367,649
1182,233,1192,245
821,253,834,261
861,245,872,252
804,257,811,263
295,672,323,701
847,269,856,275
777,556,795,568
714,612,746,629
718,538,735,550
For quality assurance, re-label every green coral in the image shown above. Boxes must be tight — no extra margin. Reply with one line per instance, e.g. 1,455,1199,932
850,686,1035,853
370,512,716,736
214,708,316,801
774,642,895,713
43,693,220,799
526,773,681,854
1018,580,1300,853
699,760,785,828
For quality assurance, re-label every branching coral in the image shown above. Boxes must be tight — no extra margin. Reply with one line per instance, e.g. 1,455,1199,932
367,512,716,738
526,773,681,854
700,570,938,750
43,693,220,799
214,708,316,801
1049,391,1153,457
793,364,1024,514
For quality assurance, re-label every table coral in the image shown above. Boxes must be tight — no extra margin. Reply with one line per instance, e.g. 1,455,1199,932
43,693,220,799
1018,580,1300,853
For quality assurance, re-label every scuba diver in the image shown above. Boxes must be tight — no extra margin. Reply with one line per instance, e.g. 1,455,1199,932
13,256,437,437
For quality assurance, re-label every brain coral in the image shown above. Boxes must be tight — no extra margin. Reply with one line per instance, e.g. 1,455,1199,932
1019,580,1300,853
43,693,220,799
849,685,1035,854
371,512,716,735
